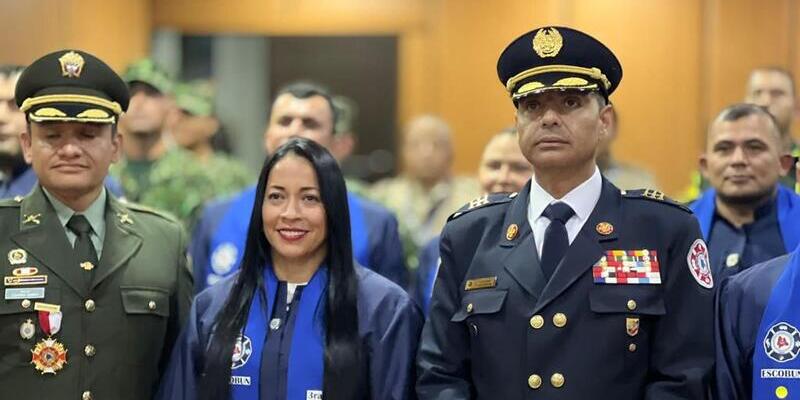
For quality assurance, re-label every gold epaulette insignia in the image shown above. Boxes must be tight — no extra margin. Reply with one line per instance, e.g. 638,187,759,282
468,194,490,210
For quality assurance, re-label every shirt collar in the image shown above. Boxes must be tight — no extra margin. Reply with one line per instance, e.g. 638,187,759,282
42,187,107,235
528,166,602,221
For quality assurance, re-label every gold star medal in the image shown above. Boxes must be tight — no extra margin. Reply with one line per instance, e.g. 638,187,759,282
31,338,67,374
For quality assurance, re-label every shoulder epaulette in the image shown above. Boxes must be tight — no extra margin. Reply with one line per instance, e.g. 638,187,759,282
0,196,23,208
448,192,515,221
122,200,180,223
621,188,691,213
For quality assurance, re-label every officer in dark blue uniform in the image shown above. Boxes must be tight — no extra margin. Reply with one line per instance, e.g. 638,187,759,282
190,82,407,292
416,26,715,399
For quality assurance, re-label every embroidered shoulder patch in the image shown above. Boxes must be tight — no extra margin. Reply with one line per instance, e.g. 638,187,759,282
448,192,513,221
687,239,713,289
621,188,691,213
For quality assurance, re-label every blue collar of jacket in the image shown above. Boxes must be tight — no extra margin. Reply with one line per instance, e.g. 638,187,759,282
690,185,800,252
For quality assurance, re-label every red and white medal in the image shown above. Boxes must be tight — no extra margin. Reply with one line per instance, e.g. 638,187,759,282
30,302,67,374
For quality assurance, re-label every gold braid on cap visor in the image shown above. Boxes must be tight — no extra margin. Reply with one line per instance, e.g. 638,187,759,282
505,65,611,94
20,94,123,115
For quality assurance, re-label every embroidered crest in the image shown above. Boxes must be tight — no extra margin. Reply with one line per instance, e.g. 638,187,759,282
687,239,713,289
532,27,563,58
8,248,27,265
592,250,661,284
764,322,800,363
211,242,239,276
58,51,84,78
231,334,253,369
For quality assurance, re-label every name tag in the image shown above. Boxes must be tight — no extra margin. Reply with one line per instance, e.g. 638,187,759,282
4,275,47,286
230,375,251,386
5,287,45,300
761,369,800,379
307,390,323,400
464,276,497,291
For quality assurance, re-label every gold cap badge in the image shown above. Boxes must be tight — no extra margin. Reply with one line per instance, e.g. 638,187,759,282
59,51,85,78
506,224,519,240
532,27,563,58
596,222,614,236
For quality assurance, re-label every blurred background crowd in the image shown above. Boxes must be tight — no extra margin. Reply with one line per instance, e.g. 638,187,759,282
1,0,800,276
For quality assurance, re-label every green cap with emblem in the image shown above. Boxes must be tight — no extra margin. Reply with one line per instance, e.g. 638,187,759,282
123,58,174,95
15,49,129,124
174,80,214,117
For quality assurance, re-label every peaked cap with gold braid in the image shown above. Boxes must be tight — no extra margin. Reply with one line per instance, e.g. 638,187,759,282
497,26,623,103
15,49,129,124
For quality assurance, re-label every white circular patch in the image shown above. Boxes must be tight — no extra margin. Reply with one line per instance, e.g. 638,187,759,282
687,239,713,289
211,242,239,275
231,334,253,369
764,322,800,363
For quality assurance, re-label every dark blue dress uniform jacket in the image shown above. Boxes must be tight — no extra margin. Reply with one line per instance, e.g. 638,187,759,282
416,179,715,399
157,266,423,400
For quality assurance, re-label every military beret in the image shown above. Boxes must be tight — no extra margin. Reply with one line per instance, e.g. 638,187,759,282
497,26,622,103
123,58,174,95
15,49,129,124
174,80,214,117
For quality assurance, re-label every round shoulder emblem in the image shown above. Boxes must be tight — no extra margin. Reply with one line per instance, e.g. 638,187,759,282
764,322,800,363
687,239,713,289
211,242,239,276
231,334,253,370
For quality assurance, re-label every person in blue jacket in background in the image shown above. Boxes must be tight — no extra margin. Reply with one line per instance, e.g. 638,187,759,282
690,103,800,282
157,138,421,400
190,82,407,293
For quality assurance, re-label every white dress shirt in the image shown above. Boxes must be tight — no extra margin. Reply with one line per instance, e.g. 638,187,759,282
527,167,602,258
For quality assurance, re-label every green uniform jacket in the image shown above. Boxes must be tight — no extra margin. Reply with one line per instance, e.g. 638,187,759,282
0,186,193,400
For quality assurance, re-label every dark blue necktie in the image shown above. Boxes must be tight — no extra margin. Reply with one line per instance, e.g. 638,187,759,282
541,202,575,280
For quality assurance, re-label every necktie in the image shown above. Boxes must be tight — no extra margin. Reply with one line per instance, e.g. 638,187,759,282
67,215,99,270
541,202,575,280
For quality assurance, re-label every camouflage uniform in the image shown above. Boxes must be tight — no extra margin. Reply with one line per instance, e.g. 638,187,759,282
110,149,220,228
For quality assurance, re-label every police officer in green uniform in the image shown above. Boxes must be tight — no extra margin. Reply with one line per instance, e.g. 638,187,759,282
0,50,192,400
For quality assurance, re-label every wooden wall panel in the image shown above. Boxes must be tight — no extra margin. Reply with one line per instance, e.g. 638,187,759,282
0,0,151,71
6,0,799,195
569,0,703,194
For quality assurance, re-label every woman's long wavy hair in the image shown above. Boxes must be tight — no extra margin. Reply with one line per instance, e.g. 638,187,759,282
200,137,365,399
